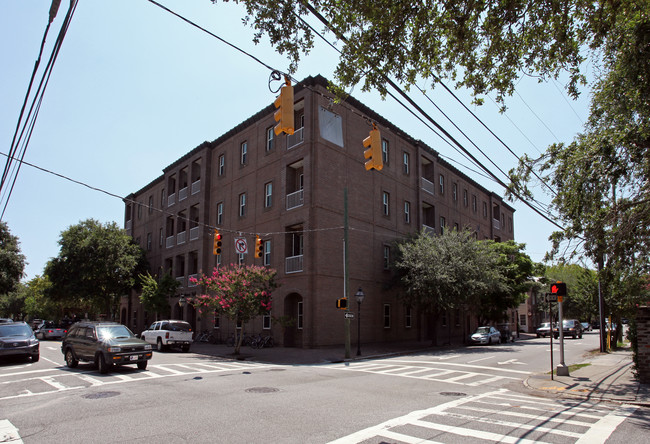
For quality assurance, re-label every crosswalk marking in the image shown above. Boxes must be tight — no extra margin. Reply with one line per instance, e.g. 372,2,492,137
328,389,638,444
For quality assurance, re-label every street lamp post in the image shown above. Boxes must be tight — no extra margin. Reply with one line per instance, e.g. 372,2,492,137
355,288,365,356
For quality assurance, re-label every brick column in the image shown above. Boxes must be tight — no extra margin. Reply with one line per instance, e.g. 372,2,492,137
637,306,650,383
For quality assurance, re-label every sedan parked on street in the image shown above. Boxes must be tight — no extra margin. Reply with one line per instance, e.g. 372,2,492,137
536,322,552,338
469,326,501,345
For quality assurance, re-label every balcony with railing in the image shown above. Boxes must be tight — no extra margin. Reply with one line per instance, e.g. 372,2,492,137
287,127,304,150
191,179,201,195
178,186,188,202
168,193,176,207
175,276,185,287
125,220,132,235
421,177,435,195
166,236,174,249
188,273,198,287
493,218,501,230
189,226,199,241
286,189,304,210
177,231,186,245
285,255,304,274
422,224,436,236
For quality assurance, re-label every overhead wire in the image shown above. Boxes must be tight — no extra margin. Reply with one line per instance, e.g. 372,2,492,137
0,0,79,220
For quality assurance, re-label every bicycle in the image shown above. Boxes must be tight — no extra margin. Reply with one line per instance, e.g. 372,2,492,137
195,330,217,344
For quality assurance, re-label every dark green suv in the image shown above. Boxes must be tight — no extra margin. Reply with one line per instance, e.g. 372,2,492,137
61,321,153,373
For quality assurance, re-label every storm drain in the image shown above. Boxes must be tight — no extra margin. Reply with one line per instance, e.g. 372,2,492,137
440,392,467,397
245,387,279,394
83,391,120,399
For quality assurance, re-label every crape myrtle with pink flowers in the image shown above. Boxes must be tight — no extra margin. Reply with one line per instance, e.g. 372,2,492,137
189,264,278,354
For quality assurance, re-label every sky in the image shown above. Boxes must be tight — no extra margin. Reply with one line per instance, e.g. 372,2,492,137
1,1,592,282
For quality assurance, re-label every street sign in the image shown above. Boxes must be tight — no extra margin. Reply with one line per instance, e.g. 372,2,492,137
234,237,248,254
547,293,558,303
344,312,354,319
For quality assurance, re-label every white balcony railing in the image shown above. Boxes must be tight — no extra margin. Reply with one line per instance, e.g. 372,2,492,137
286,189,304,210
422,225,435,236
178,186,188,202
175,276,185,287
285,254,304,274
287,127,304,150
191,179,201,195
493,218,501,230
166,236,174,248
168,193,176,207
421,177,435,195
177,231,186,245
189,226,199,241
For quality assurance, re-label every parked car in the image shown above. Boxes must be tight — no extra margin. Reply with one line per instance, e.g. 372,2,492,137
553,319,584,339
140,320,193,352
0,318,13,323
34,321,67,340
536,322,552,338
0,321,39,362
581,322,592,331
61,321,153,374
469,326,501,345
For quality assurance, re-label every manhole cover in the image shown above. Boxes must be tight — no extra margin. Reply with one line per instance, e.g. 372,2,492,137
83,391,120,399
440,392,466,397
245,387,279,394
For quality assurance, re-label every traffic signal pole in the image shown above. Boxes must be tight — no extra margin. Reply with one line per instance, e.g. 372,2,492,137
557,298,569,376
344,188,351,359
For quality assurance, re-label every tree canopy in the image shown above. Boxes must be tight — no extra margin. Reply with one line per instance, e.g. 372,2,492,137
0,221,25,295
190,264,278,354
139,271,180,319
45,219,148,319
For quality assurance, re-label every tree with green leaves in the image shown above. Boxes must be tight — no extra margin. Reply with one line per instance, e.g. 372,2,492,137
139,271,180,319
190,264,278,354
0,221,25,296
45,219,148,320
476,240,534,326
394,229,503,344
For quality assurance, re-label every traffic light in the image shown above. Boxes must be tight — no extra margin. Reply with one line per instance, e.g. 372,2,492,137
213,229,222,256
550,282,567,296
336,298,348,310
255,235,264,258
363,125,383,171
274,76,294,136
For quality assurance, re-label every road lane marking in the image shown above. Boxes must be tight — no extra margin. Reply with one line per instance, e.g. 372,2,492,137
575,404,638,444
466,356,494,363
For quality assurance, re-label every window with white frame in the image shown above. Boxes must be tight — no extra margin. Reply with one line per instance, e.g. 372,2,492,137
405,306,412,328
404,201,410,224
148,196,153,214
439,216,446,234
146,232,152,251
381,139,389,164
240,141,248,165
161,188,166,207
239,193,246,217
217,202,223,225
483,201,488,218
266,127,274,152
263,311,271,329
263,240,271,266
383,245,390,269
439,174,445,195
382,191,390,216
403,152,409,174
264,182,272,208
218,154,225,176
463,189,468,207
297,301,303,329
472,195,477,213
453,183,457,202
383,304,391,328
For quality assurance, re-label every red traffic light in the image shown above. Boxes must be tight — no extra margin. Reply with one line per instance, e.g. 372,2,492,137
550,282,566,296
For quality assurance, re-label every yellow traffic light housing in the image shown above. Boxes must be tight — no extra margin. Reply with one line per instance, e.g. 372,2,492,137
255,235,264,258
274,76,294,136
363,125,383,171
336,298,348,310
213,229,222,256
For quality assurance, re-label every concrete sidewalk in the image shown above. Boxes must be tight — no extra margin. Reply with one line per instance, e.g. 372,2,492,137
524,348,650,406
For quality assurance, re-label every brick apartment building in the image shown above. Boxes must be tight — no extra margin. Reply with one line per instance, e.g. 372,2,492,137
121,75,515,348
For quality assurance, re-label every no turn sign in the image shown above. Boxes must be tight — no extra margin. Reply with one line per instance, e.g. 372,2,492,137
234,237,248,254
